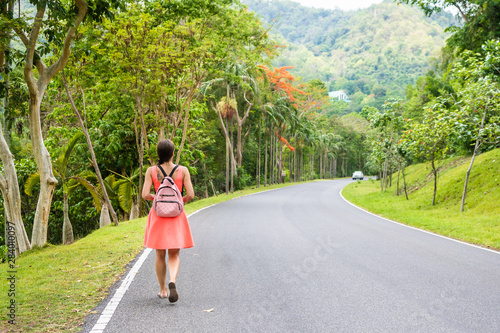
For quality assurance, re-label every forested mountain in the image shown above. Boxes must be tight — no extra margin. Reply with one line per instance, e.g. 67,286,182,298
243,0,457,97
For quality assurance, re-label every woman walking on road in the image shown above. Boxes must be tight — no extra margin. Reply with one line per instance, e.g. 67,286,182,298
142,139,195,302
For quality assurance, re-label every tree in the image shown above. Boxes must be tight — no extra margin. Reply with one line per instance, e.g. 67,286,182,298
60,71,119,226
369,100,406,191
0,117,30,254
403,100,452,205
25,133,102,244
0,1,31,255
202,62,260,169
5,0,118,247
109,167,146,220
449,41,500,211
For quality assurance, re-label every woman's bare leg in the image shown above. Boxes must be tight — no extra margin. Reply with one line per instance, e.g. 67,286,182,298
155,250,168,297
167,249,180,283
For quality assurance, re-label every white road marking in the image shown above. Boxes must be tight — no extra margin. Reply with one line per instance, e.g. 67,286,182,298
339,186,500,255
89,247,152,333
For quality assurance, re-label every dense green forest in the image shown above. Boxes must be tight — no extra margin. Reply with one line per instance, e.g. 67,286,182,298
243,0,457,103
0,0,499,257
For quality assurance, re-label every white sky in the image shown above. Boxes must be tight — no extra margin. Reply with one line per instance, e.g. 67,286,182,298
292,0,385,11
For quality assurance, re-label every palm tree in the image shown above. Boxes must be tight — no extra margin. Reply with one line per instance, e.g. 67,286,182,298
25,133,102,244
200,61,261,193
69,172,118,227
108,166,147,220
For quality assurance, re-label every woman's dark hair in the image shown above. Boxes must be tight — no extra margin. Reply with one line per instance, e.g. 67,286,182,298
157,139,175,164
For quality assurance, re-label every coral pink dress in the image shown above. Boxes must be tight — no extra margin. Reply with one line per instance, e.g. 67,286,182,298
143,165,194,249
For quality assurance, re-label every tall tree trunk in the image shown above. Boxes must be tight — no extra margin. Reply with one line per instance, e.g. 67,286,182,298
381,156,388,192
288,146,291,183
213,103,235,195
341,156,344,178
175,95,194,164
157,99,166,142
21,0,88,247
380,169,383,191
257,123,261,187
279,138,283,184
201,159,216,196
134,94,145,217
225,118,229,194
274,135,277,183
129,201,139,220
0,17,30,255
61,72,119,225
0,125,31,255
324,151,327,178
275,135,279,183
269,132,273,185
460,145,480,212
299,148,302,181
320,150,323,179
460,107,487,212
293,138,297,182
235,100,252,167
333,158,337,178
298,146,301,181
62,191,74,245
311,151,314,180
29,89,58,247
278,138,281,183
230,118,234,193
99,202,111,228
329,157,332,179
402,165,409,200
396,161,401,196
1,0,13,147
431,157,438,206
264,134,268,187
269,132,274,185
308,150,310,179
143,107,154,166
389,166,393,188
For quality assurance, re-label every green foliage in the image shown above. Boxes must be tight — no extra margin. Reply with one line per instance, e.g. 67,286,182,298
404,70,454,120
244,0,455,96
398,0,500,52
67,175,102,212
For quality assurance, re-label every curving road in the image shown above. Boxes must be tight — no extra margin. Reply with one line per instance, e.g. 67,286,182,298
81,180,500,333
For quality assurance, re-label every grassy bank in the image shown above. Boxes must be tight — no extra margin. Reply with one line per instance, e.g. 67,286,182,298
0,181,309,333
343,148,500,250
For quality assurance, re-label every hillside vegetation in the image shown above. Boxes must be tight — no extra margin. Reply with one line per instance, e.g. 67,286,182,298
243,0,457,96
343,148,500,250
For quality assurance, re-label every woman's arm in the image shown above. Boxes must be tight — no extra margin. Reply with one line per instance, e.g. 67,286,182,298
182,166,195,203
142,167,155,201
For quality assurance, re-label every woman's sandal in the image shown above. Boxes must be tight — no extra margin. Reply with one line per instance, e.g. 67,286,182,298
168,282,178,303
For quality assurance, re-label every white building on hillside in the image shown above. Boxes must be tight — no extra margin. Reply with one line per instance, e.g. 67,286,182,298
329,90,350,102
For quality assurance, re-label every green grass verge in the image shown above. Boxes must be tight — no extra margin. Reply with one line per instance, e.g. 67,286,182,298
0,180,311,333
343,148,500,250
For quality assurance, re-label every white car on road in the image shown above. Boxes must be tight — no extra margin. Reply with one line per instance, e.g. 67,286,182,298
352,171,364,180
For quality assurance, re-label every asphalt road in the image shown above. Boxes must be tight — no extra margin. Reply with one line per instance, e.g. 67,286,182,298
81,180,500,333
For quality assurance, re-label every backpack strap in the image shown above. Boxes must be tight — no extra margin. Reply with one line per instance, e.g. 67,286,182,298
157,164,179,186
169,165,179,178
157,165,168,178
